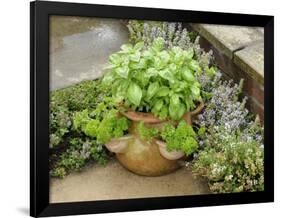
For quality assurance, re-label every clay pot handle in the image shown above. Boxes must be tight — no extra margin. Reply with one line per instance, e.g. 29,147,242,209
155,140,185,160
190,101,204,116
181,101,204,125
104,135,132,153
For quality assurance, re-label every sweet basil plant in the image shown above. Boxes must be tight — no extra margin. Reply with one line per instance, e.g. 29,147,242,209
102,37,203,120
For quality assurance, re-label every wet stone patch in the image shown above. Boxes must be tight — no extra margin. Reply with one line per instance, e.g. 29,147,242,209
50,16,128,90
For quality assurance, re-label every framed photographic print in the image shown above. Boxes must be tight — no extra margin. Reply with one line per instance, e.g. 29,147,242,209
30,1,274,217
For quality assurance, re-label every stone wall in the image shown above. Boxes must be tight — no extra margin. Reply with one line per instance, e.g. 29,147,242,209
190,24,264,122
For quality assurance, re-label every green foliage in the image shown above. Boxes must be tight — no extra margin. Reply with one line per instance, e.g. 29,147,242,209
50,80,106,148
50,136,109,178
127,20,163,43
73,109,130,144
102,38,202,120
136,122,159,141
192,72,265,193
161,120,198,156
192,130,264,193
49,80,111,177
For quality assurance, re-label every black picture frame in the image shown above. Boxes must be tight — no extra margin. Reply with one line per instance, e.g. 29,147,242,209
30,1,274,217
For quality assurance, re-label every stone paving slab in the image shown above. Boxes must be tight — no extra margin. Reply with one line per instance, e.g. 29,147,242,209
191,23,264,85
50,16,128,90
234,41,264,84
191,24,263,58
50,159,210,203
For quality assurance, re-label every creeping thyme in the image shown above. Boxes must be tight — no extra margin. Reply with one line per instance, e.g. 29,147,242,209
49,80,111,178
192,75,264,193
50,137,109,178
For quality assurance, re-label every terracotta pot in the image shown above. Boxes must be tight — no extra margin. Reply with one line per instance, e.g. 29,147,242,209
116,136,181,176
105,102,204,176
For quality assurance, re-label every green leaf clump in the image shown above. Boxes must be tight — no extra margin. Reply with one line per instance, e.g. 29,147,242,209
50,137,109,178
49,80,111,178
49,80,107,148
136,122,158,141
102,37,202,121
160,120,199,156
73,109,130,144
192,131,264,193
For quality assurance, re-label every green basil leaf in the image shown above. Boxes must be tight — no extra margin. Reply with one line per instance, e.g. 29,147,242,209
158,106,168,120
129,58,147,70
157,86,170,97
130,51,141,62
158,50,170,64
169,94,180,120
152,37,165,52
153,99,164,112
127,82,142,106
170,94,180,106
135,70,149,87
147,82,159,100
185,48,194,60
169,94,186,120
168,63,177,72
143,50,154,60
102,73,114,86
188,60,202,75
134,41,144,51
158,69,175,82
171,46,182,55
146,68,158,77
115,66,129,78
120,44,133,53
191,86,200,97
177,103,186,119
109,53,122,66
182,68,195,82
169,102,186,120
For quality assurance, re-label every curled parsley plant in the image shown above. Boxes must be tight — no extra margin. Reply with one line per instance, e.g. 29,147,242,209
136,122,159,141
102,37,203,120
73,108,130,144
161,120,199,156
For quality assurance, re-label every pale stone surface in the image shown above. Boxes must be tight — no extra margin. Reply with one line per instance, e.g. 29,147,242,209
50,16,128,90
192,24,264,58
191,23,264,85
234,42,264,84
50,159,210,203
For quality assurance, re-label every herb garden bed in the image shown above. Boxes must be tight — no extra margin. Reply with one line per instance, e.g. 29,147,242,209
50,18,264,202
